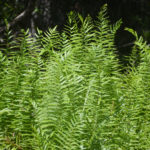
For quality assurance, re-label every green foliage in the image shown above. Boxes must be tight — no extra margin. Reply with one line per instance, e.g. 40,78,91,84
0,4,150,149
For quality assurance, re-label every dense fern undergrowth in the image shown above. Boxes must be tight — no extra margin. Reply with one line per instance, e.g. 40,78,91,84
0,4,150,150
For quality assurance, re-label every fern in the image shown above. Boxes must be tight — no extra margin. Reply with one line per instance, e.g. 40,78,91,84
116,28,150,149
0,29,43,149
1,4,150,150
33,4,123,150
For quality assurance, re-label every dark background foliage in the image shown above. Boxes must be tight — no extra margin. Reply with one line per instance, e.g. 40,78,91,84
0,0,150,59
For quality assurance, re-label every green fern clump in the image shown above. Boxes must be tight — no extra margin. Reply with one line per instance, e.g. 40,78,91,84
118,28,150,149
0,30,44,149
33,4,124,150
1,4,150,150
